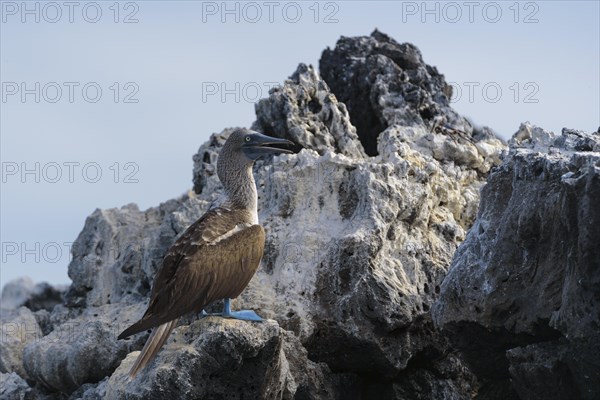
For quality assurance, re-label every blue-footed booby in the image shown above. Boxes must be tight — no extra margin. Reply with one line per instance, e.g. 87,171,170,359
118,129,292,378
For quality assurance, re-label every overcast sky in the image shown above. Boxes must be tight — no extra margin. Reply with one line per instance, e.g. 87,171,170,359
1,1,599,286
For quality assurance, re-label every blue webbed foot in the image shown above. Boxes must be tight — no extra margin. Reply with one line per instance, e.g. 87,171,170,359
225,309,263,321
200,299,263,322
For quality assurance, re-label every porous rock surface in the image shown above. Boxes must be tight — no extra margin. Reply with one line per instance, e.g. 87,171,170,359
1,371,36,400
252,63,366,160
4,31,596,399
320,29,473,157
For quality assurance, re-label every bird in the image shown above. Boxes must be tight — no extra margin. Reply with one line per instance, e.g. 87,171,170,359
118,128,293,378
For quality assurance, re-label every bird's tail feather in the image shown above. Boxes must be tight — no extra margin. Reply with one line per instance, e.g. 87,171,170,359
128,318,178,379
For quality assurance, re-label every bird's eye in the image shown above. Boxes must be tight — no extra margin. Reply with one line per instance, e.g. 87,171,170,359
245,136,251,142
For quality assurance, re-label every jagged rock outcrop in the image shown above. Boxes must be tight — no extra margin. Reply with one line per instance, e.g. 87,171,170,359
16,31,599,400
252,63,366,159
187,61,502,397
320,30,473,157
433,123,600,399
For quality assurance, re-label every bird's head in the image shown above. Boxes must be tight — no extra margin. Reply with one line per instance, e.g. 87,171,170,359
222,128,294,163
217,128,293,206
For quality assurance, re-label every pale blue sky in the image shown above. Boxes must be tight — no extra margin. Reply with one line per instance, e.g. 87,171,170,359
1,1,599,285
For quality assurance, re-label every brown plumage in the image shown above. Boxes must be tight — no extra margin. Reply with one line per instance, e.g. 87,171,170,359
118,208,265,338
118,129,291,378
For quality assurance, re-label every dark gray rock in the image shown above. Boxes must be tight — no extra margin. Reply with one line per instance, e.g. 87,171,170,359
507,337,600,400
1,278,64,313
320,30,476,157
192,128,230,195
104,318,331,400
276,329,335,399
433,122,600,398
387,349,477,400
66,378,109,400
23,283,64,313
0,372,34,400
23,303,144,393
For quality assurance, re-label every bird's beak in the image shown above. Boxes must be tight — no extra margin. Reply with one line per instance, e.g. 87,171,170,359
242,132,294,159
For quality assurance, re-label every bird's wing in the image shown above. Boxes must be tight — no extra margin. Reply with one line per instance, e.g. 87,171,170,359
118,208,265,339
148,207,240,301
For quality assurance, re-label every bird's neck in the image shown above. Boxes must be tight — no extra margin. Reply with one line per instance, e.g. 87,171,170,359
221,164,259,224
